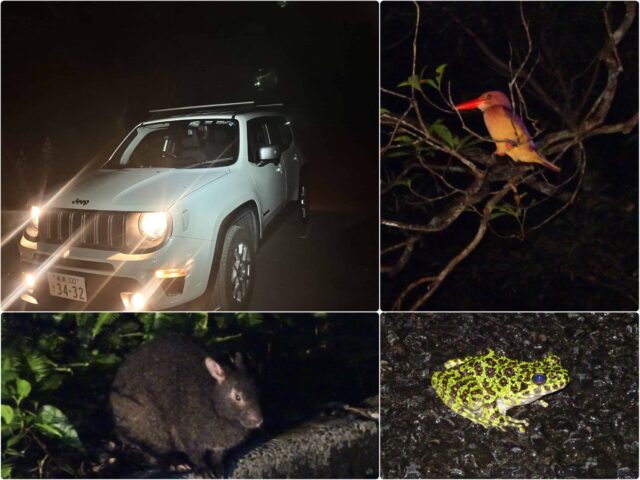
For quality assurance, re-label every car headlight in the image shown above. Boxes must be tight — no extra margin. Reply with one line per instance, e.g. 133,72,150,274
30,205,41,229
125,212,171,252
139,212,168,240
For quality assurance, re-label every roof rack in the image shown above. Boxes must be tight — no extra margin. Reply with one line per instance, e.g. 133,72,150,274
148,101,285,118
149,101,255,114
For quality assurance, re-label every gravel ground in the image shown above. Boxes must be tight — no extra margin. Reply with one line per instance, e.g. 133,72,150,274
381,313,638,478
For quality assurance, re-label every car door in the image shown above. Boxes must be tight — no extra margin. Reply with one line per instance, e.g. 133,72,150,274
268,116,301,202
247,117,286,226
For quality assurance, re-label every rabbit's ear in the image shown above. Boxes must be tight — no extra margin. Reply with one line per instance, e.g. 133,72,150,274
205,357,226,383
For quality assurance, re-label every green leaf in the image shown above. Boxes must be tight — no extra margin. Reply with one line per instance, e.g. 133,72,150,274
38,405,83,450
424,78,439,90
35,422,63,437
25,350,53,382
92,353,121,366
435,63,447,86
393,135,414,145
430,122,455,148
6,431,26,448
193,314,209,337
16,379,31,402
236,313,263,328
489,211,510,220
92,313,118,339
1,462,12,478
398,74,422,91
384,150,413,159
1,404,14,424
39,374,66,392
380,107,390,115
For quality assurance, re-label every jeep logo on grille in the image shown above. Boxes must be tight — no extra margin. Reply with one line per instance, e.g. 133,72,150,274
71,198,90,206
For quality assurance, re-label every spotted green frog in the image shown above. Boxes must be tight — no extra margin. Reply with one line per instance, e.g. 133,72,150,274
431,349,569,432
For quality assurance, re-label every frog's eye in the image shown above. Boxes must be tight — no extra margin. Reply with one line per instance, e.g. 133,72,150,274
532,373,546,385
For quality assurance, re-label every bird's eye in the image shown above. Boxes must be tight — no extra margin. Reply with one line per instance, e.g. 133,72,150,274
486,94,493,99
235,394,242,401
532,373,546,385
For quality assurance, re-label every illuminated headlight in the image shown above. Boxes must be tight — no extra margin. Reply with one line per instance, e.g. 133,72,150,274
125,212,171,252
30,206,41,228
139,212,168,239
24,273,36,289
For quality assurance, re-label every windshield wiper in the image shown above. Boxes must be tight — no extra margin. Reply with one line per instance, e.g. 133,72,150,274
183,158,233,169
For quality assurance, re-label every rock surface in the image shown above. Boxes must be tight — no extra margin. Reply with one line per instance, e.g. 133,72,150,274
123,410,379,478
228,413,379,478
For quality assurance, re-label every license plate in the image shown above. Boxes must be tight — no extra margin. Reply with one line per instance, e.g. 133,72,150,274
48,273,88,302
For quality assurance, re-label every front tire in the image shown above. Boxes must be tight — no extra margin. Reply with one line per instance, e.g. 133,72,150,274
211,225,255,310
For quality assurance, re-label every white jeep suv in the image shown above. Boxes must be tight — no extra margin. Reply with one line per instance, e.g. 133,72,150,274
19,102,306,310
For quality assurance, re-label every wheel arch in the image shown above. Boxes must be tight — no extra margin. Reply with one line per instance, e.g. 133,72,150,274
206,201,260,292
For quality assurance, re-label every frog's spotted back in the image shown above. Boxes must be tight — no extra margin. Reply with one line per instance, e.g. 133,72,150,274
431,349,570,433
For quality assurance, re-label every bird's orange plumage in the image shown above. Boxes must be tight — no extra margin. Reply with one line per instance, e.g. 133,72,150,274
455,91,560,172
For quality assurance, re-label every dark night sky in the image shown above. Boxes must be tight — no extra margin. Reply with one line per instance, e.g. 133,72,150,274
1,2,379,211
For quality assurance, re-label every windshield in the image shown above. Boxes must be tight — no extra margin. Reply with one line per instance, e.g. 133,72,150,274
103,119,239,169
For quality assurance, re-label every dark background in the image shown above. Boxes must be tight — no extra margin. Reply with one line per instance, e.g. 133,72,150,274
381,2,639,310
381,313,639,478
1,2,380,310
1,312,379,478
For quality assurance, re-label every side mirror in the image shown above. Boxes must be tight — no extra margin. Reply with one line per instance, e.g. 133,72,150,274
258,146,281,165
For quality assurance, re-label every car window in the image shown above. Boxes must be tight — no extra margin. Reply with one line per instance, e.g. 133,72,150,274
248,118,273,163
272,117,292,150
104,120,239,169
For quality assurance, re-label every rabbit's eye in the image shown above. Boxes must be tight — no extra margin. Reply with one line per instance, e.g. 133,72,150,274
235,394,242,401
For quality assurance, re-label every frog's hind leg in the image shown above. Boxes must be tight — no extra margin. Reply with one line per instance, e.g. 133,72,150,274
492,413,529,433
455,405,493,430
474,406,529,433
443,357,469,369
444,349,496,369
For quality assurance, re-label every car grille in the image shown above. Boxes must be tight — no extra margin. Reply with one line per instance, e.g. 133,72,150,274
40,209,127,250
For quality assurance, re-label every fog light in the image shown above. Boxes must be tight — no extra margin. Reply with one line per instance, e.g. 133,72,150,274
131,293,145,310
24,273,36,289
30,206,41,228
121,292,147,311
155,268,187,279
20,293,38,304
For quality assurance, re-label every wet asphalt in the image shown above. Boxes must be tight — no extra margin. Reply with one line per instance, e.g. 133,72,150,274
381,313,639,479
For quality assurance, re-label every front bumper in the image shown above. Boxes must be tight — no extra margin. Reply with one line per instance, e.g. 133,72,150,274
18,234,214,310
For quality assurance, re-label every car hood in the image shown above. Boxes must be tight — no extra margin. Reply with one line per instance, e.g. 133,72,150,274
41,168,229,212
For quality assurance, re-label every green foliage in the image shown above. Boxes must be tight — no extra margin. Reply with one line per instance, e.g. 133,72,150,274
397,74,422,90
0,312,267,478
397,64,447,92
429,120,455,148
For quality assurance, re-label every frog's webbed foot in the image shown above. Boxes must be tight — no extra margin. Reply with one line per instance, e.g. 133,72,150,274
537,399,549,408
497,415,529,433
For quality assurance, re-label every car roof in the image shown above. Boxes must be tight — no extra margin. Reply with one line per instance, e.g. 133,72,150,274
141,111,285,126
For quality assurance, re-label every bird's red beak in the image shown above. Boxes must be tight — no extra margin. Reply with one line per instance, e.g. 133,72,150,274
454,96,484,111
